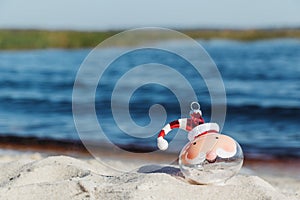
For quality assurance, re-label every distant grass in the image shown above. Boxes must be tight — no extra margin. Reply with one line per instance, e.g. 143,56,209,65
0,30,117,50
184,29,300,41
0,29,300,50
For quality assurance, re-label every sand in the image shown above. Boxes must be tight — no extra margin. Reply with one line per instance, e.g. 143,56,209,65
0,151,298,200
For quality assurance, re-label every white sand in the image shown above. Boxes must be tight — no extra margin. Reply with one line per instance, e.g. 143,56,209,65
0,152,298,200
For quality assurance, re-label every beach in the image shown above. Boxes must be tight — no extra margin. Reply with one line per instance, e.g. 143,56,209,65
0,37,299,200
1,0,300,199
0,143,298,200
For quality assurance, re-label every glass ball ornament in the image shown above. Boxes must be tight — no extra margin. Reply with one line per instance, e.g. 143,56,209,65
179,133,243,184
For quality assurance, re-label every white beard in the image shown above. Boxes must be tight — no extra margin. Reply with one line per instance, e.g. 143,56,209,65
216,148,236,158
185,151,206,165
184,147,237,164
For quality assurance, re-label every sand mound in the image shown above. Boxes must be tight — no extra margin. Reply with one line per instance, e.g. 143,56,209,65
0,156,294,200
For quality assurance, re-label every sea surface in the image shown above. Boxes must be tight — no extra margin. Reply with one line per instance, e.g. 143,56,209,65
0,39,299,158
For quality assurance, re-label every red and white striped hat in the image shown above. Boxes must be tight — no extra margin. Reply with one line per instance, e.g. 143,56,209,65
187,122,220,141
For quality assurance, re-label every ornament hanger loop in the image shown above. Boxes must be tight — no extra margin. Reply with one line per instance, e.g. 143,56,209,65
191,102,200,111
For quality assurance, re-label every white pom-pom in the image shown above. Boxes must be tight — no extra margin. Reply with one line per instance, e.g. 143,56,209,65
157,137,168,151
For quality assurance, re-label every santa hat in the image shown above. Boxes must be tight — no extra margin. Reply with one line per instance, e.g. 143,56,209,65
187,122,220,142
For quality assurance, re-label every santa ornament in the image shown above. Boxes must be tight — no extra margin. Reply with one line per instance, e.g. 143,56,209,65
157,102,244,184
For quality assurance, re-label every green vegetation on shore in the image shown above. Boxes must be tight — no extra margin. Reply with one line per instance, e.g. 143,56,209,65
0,30,118,50
184,29,300,41
0,29,300,50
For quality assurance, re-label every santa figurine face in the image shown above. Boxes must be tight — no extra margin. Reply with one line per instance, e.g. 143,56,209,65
181,133,237,165
179,133,243,184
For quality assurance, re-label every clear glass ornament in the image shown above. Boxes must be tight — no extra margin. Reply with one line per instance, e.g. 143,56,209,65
179,133,243,184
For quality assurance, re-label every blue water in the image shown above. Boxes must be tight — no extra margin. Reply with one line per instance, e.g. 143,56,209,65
0,39,299,158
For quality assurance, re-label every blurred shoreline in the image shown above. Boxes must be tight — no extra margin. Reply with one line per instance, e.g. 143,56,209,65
1,135,299,167
1,28,300,50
